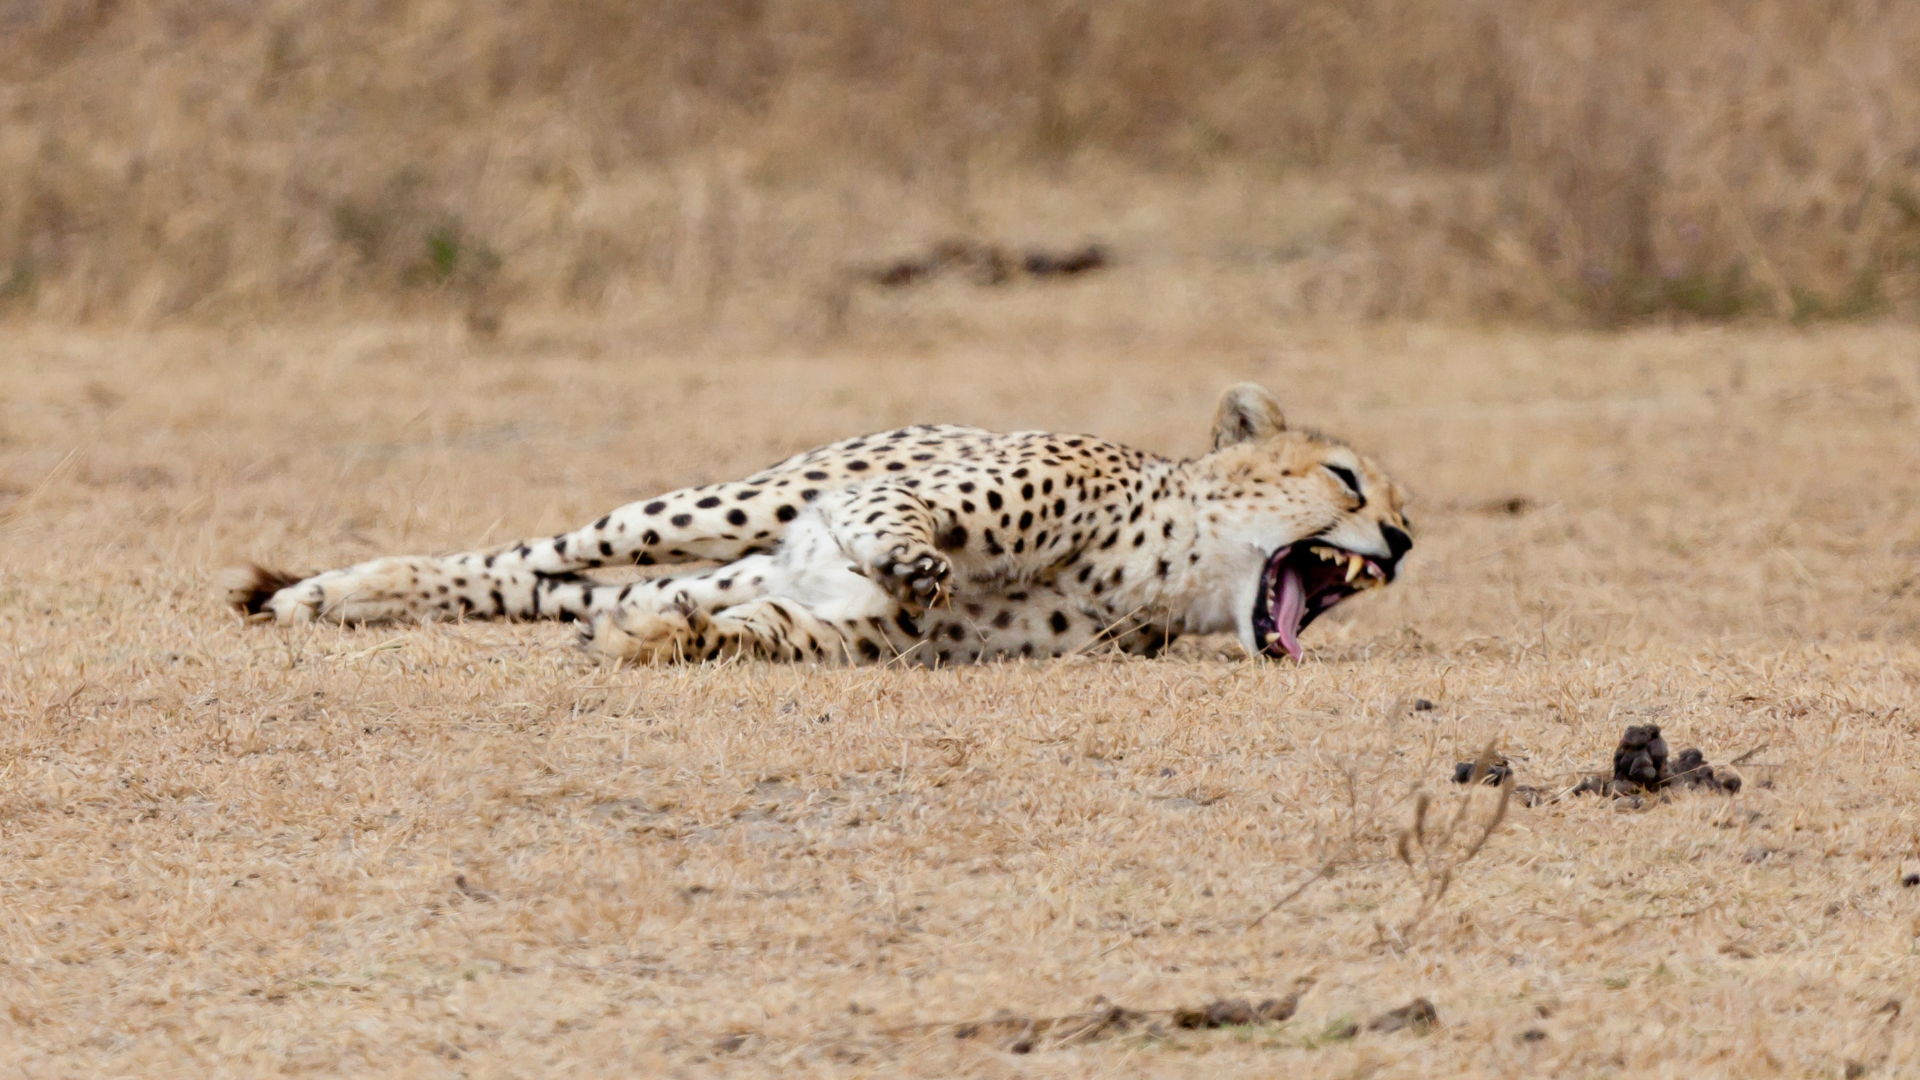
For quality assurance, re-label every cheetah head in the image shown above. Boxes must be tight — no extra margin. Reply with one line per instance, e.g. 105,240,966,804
1200,383,1413,661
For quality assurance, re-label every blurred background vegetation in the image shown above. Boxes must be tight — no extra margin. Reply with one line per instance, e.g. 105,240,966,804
3,0,1918,332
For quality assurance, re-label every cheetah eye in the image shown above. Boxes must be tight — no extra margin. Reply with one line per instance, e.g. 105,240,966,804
1323,464,1363,504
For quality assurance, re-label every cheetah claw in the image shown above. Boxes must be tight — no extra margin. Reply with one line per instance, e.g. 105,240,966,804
876,548,952,608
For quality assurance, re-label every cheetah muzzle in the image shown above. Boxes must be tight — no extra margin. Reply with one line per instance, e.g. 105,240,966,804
227,382,1413,665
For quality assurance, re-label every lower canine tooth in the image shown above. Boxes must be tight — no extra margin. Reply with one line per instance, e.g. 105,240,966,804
1345,555,1363,583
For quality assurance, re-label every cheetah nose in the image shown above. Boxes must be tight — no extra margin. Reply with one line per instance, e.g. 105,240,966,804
1380,524,1413,577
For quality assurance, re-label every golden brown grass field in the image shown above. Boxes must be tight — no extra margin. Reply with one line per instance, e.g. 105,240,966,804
7,0,1920,1076
4,314,1920,1077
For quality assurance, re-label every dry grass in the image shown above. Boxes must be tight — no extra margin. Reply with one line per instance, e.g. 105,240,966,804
3,314,1920,1076
5,0,1920,325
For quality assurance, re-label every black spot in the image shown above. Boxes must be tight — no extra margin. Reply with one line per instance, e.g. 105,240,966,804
886,461,907,471
642,529,660,545
726,508,748,527
736,488,760,500
805,470,830,480
490,588,506,614
940,525,968,550
671,514,692,527
857,638,882,661
717,577,733,590
1157,559,1170,577
1054,498,1066,517
1163,520,1175,538
801,489,819,502
1018,510,1034,531
644,501,666,515
1021,482,1035,501
1042,478,1053,495
958,482,976,493
1099,531,1119,549
696,496,722,509
946,624,965,641
1078,565,1093,582
992,611,1014,629
553,537,568,555
987,490,1004,511
1049,611,1069,634
594,515,611,529
847,460,869,472
894,610,921,636
1012,538,1025,554
775,504,798,522
1133,532,1145,547
599,540,613,557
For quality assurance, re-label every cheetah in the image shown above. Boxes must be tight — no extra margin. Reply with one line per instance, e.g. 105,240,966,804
226,384,1413,665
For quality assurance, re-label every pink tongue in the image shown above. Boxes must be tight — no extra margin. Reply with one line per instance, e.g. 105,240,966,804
1273,565,1307,661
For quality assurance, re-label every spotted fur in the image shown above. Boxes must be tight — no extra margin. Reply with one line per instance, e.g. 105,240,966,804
227,384,1412,665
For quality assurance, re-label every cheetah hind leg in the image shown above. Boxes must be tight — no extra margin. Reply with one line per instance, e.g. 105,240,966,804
581,595,899,666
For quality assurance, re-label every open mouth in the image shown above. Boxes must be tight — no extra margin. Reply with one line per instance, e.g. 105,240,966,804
1252,543,1392,661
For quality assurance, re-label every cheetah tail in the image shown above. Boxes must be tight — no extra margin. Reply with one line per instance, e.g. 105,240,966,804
220,564,307,618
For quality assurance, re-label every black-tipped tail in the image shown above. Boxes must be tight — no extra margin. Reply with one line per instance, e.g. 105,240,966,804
222,564,304,617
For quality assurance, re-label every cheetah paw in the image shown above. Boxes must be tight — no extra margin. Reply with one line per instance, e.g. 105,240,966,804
869,545,952,609
581,596,713,664
226,557,436,625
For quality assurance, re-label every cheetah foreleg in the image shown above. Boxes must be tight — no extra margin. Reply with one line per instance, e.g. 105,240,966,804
821,484,954,610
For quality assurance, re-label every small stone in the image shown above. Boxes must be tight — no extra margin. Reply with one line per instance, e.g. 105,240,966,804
1367,997,1438,1034
1254,995,1299,1022
1412,698,1435,711
1453,760,1511,785
714,1034,748,1053
1743,847,1773,863
1902,874,1919,888
1204,999,1255,1027
1172,1006,1208,1029
1518,1027,1548,1043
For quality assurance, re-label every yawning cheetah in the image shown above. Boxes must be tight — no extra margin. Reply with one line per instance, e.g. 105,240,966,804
229,384,1413,664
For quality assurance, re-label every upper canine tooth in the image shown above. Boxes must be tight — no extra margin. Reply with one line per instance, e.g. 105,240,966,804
1345,555,1363,583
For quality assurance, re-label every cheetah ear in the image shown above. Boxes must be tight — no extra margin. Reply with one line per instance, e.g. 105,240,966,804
1212,383,1287,449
